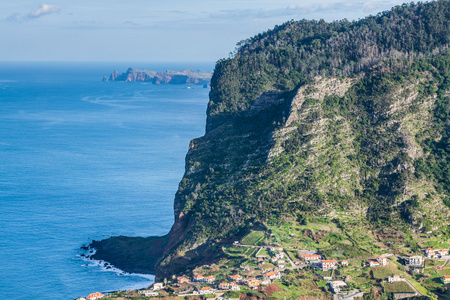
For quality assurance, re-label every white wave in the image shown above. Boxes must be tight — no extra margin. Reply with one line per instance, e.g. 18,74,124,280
78,249,155,290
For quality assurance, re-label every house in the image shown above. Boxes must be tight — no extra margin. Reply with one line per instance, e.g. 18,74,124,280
141,290,159,297
368,260,380,267
219,282,230,290
329,281,347,293
193,275,205,282
341,260,349,266
377,256,388,266
425,248,436,258
153,282,164,290
321,260,337,271
275,251,284,259
437,249,449,257
230,282,241,291
261,279,272,286
271,257,278,262
204,276,216,283
388,275,402,283
178,276,190,284
228,274,243,282
413,269,421,274
246,278,261,288
240,265,251,271
258,257,264,262
294,260,303,266
86,293,105,300
408,256,423,267
263,271,281,280
300,253,321,261
199,287,215,295
441,275,450,283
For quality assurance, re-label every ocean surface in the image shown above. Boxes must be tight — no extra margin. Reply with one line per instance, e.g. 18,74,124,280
0,62,213,300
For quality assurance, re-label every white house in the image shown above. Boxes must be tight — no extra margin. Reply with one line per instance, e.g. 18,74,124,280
408,256,423,267
141,290,159,297
388,275,402,283
368,260,380,267
329,281,347,293
199,287,215,295
321,260,337,271
153,282,164,291
377,256,388,266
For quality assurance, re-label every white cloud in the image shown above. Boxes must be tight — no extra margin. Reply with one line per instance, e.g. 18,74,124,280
28,4,61,18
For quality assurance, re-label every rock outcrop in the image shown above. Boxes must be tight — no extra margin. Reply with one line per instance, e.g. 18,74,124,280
104,68,211,85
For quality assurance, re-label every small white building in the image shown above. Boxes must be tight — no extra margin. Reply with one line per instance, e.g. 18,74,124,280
153,282,164,291
199,287,215,295
368,260,380,267
329,281,347,293
340,260,349,266
321,260,337,271
377,256,388,266
141,290,159,297
408,256,423,267
388,275,402,283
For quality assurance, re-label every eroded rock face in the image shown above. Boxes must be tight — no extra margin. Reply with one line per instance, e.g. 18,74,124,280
105,68,211,85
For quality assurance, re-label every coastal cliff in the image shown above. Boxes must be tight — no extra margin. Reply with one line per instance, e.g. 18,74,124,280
104,68,211,85
90,0,450,284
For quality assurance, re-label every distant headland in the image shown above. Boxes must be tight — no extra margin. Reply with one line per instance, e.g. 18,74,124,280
103,68,212,86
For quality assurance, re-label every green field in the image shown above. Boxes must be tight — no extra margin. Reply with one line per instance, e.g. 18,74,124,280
371,267,395,279
241,230,265,245
383,281,415,293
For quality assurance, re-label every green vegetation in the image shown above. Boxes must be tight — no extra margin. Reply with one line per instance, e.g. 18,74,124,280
383,281,414,293
241,230,266,245
92,3,450,300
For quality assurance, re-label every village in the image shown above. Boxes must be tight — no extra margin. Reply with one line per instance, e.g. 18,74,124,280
77,239,450,300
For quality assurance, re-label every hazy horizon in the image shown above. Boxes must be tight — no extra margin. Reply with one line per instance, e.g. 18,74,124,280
2,0,413,62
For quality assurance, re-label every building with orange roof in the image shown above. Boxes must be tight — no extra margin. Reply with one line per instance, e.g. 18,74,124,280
441,275,450,283
204,275,216,283
320,260,337,270
377,256,388,266
263,270,281,280
177,276,190,283
86,292,105,300
219,282,230,290
300,253,321,261
230,282,241,291
228,274,243,281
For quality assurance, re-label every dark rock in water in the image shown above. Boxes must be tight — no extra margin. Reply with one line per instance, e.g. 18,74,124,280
80,245,89,250
80,254,85,257
102,75,108,82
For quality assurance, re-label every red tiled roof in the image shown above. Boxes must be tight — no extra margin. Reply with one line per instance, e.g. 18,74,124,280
200,287,213,290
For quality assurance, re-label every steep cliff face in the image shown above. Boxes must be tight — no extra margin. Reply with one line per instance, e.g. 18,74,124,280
91,0,450,279
156,63,450,276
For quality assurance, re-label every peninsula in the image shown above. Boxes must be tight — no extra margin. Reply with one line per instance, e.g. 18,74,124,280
87,1,450,299
103,68,211,85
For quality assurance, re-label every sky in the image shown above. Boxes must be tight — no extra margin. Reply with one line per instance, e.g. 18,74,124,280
1,0,412,62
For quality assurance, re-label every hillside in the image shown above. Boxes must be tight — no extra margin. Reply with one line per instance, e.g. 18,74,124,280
90,1,450,297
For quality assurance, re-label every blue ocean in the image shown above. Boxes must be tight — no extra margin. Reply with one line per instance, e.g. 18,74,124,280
0,62,212,300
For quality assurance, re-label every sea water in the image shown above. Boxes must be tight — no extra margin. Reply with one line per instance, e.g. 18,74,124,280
0,62,212,300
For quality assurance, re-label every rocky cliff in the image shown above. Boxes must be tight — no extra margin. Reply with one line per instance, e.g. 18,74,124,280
104,68,211,85
91,0,450,280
